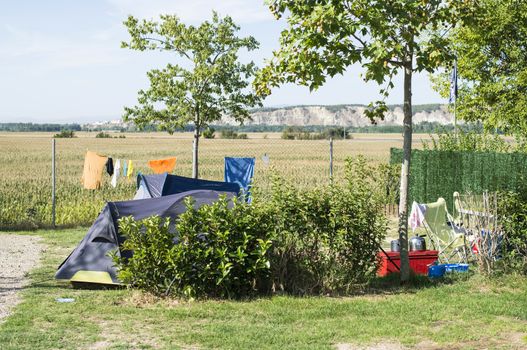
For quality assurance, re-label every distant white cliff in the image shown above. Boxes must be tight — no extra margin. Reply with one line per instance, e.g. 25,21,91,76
219,104,453,126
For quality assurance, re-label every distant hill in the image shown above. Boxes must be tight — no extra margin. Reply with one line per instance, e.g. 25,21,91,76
0,104,452,132
216,104,453,127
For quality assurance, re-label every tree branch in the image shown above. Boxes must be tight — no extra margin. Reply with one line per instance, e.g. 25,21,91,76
142,36,191,60
350,33,367,48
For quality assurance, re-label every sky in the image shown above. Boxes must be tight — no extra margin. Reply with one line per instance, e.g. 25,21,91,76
0,0,445,123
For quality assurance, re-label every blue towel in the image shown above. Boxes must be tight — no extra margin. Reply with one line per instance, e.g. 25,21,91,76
122,160,128,177
224,157,255,199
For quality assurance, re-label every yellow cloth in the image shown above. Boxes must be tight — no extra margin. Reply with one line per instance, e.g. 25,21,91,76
81,151,108,190
127,160,134,178
147,157,177,174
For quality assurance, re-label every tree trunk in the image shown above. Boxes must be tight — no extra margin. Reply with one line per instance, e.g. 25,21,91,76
192,126,200,179
398,60,413,283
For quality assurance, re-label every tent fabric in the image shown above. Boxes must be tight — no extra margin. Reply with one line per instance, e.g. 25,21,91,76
224,157,255,196
134,173,240,200
148,157,177,174
55,190,236,284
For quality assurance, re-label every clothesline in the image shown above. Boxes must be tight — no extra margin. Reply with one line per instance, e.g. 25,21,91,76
81,150,266,191
81,151,177,190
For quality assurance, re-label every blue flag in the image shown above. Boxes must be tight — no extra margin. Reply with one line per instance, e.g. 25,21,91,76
449,61,458,104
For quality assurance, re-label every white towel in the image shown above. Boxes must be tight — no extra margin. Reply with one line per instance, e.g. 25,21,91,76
409,201,426,232
111,159,121,188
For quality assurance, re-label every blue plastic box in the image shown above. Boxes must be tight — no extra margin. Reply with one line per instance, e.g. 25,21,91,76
428,264,446,278
443,263,469,273
428,263,469,278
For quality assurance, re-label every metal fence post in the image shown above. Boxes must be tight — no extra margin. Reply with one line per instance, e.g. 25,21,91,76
329,137,333,180
52,138,56,228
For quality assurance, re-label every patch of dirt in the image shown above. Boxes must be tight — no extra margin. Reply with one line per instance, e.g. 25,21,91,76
0,234,43,323
121,290,182,308
87,340,112,350
414,340,442,350
87,319,161,349
335,333,527,350
335,342,405,350
466,332,527,350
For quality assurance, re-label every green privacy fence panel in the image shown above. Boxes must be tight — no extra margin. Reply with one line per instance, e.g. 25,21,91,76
390,148,527,211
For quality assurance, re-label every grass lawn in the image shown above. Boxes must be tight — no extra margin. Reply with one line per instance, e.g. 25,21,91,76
1,228,526,350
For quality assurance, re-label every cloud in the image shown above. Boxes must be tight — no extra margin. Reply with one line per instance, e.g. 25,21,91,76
0,1,276,73
0,24,127,71
105,0,274,23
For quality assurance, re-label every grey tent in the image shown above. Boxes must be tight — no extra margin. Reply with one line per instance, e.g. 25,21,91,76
134,173,241,200
56,190,235,285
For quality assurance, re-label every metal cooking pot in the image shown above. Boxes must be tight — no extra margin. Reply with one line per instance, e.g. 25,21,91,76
390,239,400,252
409,234,426,251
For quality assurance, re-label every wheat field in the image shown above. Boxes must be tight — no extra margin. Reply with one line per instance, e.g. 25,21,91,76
0,132,429,229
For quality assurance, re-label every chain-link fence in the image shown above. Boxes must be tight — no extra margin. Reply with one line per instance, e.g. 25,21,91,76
0,132,400,229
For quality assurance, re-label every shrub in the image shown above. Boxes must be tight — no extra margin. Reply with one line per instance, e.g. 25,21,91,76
53,129,76,138
116,196,273,298
497,191,527,274
266,157,387,294
281,126,313,140
96,132,112,138
320,127,351,140
422,129,510,152
202,127,215,139
281,126,351,140
116,157,387,298
220,129,247,139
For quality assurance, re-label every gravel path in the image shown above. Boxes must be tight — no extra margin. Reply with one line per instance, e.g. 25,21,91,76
0,234,43,322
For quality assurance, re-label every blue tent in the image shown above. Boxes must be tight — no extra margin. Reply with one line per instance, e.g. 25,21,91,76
134,173,240,199
56,190,236,285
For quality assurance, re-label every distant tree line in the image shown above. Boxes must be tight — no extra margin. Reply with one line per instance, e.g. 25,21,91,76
0,123,81,132
2,121,486,135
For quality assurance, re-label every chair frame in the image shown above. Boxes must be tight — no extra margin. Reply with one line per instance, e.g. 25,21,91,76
416,198,473,264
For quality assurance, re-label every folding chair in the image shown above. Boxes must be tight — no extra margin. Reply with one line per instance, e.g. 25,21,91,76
453,191,499,265
414,198,471,263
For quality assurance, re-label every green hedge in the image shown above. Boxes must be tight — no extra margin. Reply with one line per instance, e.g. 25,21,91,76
390,148,527,210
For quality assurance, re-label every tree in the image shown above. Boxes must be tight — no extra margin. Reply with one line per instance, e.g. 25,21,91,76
432,0,527,137
122,13,262,178
255,0,474,282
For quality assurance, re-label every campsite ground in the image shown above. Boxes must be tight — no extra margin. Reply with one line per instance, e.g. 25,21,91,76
1,132,526,348
0,228,526,350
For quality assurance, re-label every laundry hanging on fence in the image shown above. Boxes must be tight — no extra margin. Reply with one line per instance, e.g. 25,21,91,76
147,157,177,174
224,157,255,198
122,159,128,177
106,157,114,176
126,160,134,178
262,153,270,166
81,151,108,190
111,159,121,188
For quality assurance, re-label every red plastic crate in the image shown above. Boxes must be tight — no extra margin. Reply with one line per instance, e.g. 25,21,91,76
377,250,439,276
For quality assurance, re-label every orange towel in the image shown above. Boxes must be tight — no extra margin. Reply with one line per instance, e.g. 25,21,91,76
81,151,108,190
147,157,177,174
